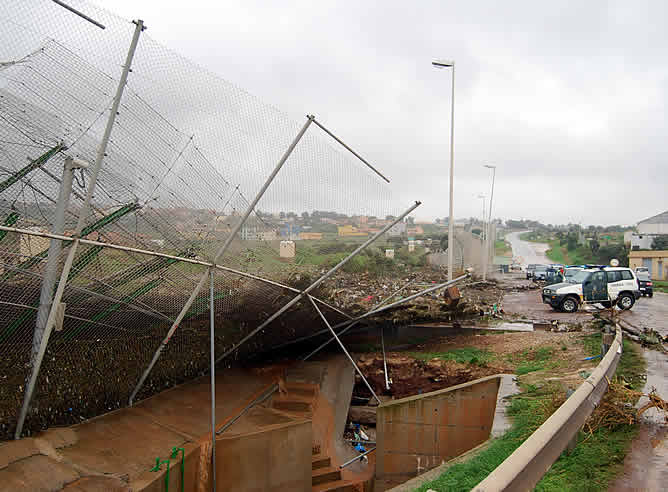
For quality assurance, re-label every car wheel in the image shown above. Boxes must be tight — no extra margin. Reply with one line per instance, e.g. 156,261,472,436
649,293,653,298
617,293,635,310
561,297,578,313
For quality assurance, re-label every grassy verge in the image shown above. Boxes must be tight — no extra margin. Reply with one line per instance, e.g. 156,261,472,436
407,347,493,367
506,346,556,375
416,333,646,492
654,280,668,293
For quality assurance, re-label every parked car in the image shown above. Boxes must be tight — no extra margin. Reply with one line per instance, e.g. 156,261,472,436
541,267,640,313
563,267,583,281
545,267,565,286
637,272,653,297
526,264,539,279
533,265,548,281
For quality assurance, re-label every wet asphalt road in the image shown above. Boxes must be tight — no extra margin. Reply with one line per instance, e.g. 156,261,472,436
505,230,550,266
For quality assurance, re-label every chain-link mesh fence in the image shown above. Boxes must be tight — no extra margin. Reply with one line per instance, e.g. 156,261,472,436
0,0,413,439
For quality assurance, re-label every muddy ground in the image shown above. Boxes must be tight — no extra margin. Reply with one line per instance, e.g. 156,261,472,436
352,329,599,401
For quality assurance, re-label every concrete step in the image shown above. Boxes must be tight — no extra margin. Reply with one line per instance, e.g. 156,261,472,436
312,479,357,492
284,383,318,398
312,466,341,486
272,399,312,413
312,454,331,470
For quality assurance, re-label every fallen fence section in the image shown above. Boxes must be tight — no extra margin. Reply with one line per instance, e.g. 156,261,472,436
473,324,623,492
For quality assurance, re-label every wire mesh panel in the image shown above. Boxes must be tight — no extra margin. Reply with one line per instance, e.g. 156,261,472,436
0,0,409,439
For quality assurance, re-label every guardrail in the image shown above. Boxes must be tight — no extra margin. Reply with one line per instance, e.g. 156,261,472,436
473,324,622,491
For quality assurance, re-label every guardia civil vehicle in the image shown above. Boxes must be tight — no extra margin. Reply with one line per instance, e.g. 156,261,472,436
541,261,640,313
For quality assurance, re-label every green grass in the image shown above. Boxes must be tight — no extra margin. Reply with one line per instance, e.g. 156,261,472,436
408,347,493,367
416,334,646,491
654,280,668,293
508,346,555,375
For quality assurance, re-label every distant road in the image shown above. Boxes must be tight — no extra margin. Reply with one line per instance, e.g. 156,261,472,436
506,231,550,267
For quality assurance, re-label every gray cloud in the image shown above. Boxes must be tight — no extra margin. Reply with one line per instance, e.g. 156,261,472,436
105,0,667,225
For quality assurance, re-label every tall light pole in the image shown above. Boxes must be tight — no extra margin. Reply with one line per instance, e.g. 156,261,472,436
483,164,496,281
432,59,455,280
478,194,486,278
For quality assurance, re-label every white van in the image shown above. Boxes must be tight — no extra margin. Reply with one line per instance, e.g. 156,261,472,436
541,267,640,313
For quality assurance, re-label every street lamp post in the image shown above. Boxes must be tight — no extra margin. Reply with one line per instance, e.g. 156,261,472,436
483,164,496,280
478,194,486,278
432,59,455,280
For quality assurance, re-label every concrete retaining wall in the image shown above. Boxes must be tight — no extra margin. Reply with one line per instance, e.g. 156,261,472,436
215,418,312,491
375,375,502,491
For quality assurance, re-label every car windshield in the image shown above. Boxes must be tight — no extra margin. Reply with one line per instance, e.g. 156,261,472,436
637,272,650,281
564,269,580,277
535,265,547,271
569,270,591,284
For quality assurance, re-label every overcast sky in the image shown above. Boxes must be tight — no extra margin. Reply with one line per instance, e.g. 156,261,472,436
102,0,666,226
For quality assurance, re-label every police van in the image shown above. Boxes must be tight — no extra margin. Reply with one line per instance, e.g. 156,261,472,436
541,262,640,313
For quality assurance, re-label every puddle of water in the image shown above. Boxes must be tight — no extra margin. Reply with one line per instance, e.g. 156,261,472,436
491,322,534,332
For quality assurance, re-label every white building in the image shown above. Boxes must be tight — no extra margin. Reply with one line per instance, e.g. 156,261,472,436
638,210,668,234
627,210,668,250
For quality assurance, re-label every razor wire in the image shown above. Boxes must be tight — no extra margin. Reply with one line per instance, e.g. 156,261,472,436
0,0,409,440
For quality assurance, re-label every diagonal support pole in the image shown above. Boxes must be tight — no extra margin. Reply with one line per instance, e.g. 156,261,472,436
14,19,146,439
129,115,315,405
214,201,421,366
308,295,381,404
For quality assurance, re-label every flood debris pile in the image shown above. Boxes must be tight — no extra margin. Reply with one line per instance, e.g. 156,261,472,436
585,381,668,433
319,272,534,325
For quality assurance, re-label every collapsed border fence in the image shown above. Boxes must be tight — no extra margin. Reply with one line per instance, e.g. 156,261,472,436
0,0,422,441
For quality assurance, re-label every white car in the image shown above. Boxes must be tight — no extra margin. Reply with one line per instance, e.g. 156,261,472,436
541,267,640,313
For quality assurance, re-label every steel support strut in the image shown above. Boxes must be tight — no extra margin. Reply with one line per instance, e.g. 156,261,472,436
14,20,145,439
214,202,421,366
129,115,315,405
209,270,216,491
308,296,381,404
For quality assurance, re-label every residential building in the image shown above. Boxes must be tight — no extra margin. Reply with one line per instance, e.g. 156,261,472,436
387,222,406,237
629,250,668,280
299,232,323,240
638,210,668,234
337,225,367,237
279,240,295,258
625,210,668,250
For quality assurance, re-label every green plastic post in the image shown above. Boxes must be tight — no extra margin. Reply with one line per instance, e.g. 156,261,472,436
0,212,20,243
170,447,185,492
150,457,171,492
0,143,64,195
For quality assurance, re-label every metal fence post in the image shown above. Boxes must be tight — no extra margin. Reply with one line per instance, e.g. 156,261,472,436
308,296,381,404
129,115,315,405
209,270,216,491
14,19,145,439
214,202,421,365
